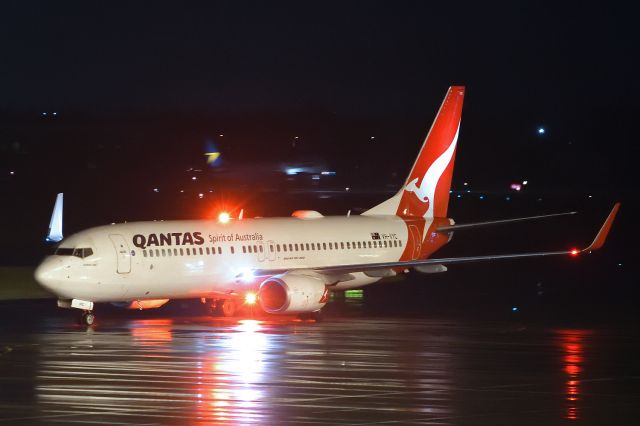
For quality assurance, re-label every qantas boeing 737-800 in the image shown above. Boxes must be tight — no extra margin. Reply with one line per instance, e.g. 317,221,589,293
34,86,620,325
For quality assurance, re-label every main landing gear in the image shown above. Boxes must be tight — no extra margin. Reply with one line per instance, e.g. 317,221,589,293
211,299,238,317
81,311,95,326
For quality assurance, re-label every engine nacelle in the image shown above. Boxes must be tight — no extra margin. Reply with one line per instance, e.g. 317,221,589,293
258,273,328,314
111,299,170,310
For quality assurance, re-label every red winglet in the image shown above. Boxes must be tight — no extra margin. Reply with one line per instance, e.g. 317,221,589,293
582,202,621,253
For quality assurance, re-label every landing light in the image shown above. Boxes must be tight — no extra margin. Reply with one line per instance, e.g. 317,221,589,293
244,292,257,305
218,212,231,224
570,249,579,256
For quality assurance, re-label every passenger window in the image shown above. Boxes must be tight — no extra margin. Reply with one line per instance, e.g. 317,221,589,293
149,250,154,257
206,247,210,255
306,243,310,250
283,244,287,252
161,249,166,256
231,246,235,254
277,244,281,252
270,245,274,252
289,244,293,251
243,246,247,253
347,242,351,249
186,248,190,255
341,242,345,249
218,247,222,254
179,248,184,256
155,249,160,257
323,243,327,250
399,240,403,247
199,247,203,255
259,245,264,253
168,249,173,257
143,250,147,257
295,244,299,251
329,242,333,250
253,245,258,253
311,243,315,250
174,248,178,256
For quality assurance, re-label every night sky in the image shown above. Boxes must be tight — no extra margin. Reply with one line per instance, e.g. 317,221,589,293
0,0,636,299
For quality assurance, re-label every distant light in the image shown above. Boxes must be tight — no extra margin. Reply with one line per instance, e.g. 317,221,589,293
588,195,592,198
285,167,302,175
570,248,579,256
180,189,184,193
9,171,15,175
510,183,522,191
153,188,159,193
52,112,57,116
479,195,485,200
506,196,511,201
370,136,375,140
294,136,299,139
537,127,545,135
41,112,47,117
219,134,224,137
321,171,336,176
466,189,471,193
457,194,461,198
618,263,623,267
463,182,468,186
218,211,231,224
192,176,197,180
244,292,257,305
345,187,350,191
512,306,519,312
198,193,204,199
522,180,528,185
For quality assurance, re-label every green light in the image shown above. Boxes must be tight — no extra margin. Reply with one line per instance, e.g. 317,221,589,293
345,289,363,299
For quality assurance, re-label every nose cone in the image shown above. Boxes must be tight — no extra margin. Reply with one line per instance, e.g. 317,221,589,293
34,256,64,294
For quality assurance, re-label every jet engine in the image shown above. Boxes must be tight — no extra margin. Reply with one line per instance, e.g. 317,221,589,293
111,299,170,310
258,273,328,314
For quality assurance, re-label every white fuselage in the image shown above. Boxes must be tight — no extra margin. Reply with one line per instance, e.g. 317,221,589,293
35,215,423,303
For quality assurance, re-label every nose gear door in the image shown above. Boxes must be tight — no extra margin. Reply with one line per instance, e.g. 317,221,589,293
109,234,131,273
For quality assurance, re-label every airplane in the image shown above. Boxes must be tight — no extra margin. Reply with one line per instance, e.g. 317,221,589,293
34,86,620,326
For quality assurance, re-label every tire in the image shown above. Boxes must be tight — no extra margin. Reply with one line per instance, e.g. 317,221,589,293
81,312,95,326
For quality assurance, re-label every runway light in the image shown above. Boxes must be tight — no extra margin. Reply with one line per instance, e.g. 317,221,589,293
512,306,519,312
538,127,545,135
218,212,231,224
244,292,257,305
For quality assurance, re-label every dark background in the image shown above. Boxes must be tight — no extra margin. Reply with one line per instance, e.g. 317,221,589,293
1,1,636,320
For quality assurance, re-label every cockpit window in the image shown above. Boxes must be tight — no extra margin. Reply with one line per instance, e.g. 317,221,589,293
55,247,93,258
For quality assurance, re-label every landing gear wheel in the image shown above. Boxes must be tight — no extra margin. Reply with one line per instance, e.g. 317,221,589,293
81,312,95,326
216,299,238,317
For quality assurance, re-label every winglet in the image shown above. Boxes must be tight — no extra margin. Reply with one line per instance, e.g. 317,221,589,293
46,193,64,243
582,202,620,253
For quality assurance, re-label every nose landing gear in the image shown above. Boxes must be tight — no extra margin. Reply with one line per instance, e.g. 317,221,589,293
81,311,95,326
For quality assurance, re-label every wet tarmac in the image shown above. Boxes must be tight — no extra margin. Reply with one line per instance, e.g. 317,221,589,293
0,301,639,425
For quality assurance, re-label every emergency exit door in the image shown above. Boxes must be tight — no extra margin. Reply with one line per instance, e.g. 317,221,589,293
109,234,131,273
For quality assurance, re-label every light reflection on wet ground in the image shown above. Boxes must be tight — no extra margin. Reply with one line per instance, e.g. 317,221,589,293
0,309,639,424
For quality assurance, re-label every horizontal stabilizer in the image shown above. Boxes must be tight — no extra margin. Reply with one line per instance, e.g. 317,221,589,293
436,211,577,233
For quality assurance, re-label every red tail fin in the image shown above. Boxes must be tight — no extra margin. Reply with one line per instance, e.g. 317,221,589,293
364,86,465,218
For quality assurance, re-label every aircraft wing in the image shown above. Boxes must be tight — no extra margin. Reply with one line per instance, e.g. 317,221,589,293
253,203,620,278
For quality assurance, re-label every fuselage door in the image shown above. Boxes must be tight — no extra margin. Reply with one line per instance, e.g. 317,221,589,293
408,225,421,260
109,234,131,274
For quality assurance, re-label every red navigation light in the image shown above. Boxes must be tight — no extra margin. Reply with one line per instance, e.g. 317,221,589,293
570,248,579,256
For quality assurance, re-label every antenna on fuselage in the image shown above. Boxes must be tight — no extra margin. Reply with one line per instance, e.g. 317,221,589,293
239,209,244,220
347,210,351,217
46,193,64,243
